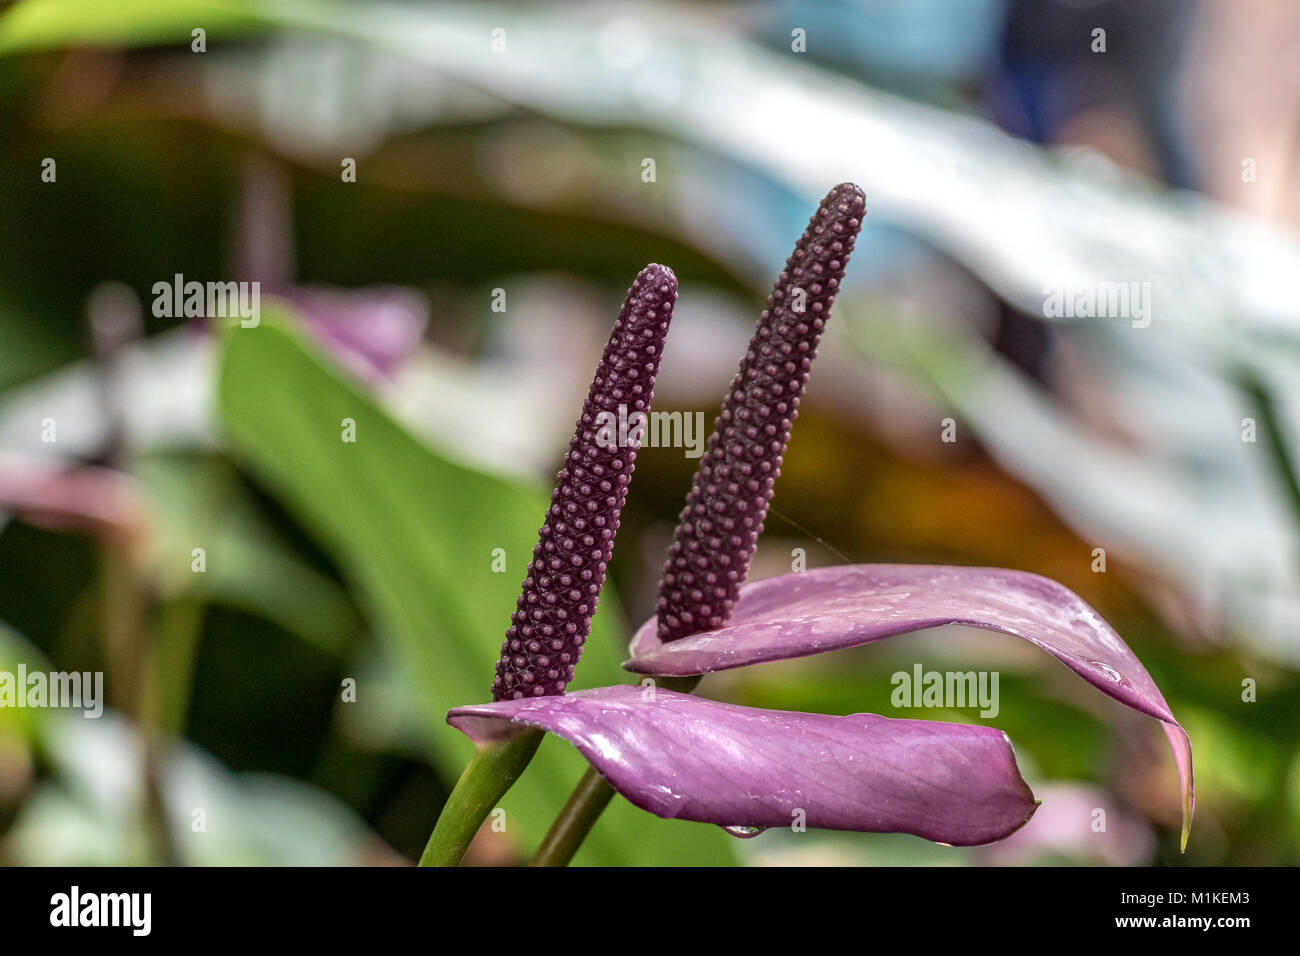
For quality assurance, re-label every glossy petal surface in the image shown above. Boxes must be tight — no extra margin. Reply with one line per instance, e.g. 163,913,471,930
626,563,1194,845
448,685,1038,845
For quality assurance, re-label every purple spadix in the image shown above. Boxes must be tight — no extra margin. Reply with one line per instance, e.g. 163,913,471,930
656,183,866,642
492,264,677,700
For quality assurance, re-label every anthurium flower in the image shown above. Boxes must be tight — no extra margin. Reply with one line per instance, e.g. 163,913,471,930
421,263,678,867
447,560,1193,846
435,183,1193,863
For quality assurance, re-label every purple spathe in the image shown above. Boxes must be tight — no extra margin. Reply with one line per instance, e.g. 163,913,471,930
449,685,1038,845
627,563,1194,846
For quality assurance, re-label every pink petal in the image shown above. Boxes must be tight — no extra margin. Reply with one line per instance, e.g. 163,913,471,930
624,564,1194,847
0,461,145,551
448,685,1038,846
284,286,428,380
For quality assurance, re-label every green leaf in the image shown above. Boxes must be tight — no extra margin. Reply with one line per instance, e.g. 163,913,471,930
8,712,390,865
216,305,735,864
0,0,274,54
0,620,49,742
134,453,361,656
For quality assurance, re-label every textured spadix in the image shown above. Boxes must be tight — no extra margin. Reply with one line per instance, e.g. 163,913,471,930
656,183,865,643
492,264,676,700
627,563,1194,846
448,685,1038,845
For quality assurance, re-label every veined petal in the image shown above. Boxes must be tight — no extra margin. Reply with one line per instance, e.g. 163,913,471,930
625,563,1194,847
447,685,1037,846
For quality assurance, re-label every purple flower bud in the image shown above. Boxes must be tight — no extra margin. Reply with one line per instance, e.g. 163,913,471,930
493,264,677,700
656,183,865,642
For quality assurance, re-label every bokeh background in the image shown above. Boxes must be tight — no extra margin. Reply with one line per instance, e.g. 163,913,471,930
1,0,1298,866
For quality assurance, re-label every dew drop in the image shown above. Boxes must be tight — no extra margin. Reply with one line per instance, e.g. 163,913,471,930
1089,661,1123,683
721,825,768,839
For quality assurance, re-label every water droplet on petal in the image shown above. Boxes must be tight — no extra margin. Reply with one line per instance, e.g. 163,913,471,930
721,824,767,839
1089,661,1122,683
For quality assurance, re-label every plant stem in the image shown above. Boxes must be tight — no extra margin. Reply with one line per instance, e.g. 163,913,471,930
531,674,701,865
419,728,543,867
657,675,702,694
530,766,616,867
1243,373,1300,527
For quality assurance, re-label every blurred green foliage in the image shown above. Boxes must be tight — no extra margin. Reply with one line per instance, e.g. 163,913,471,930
217,309,736,864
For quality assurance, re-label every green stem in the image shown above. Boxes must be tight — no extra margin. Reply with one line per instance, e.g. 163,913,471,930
144,597,205,735
419,728,543,867
531,674,702,865
529,766,616,867
657,675,703,694
1243,373,1300,528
